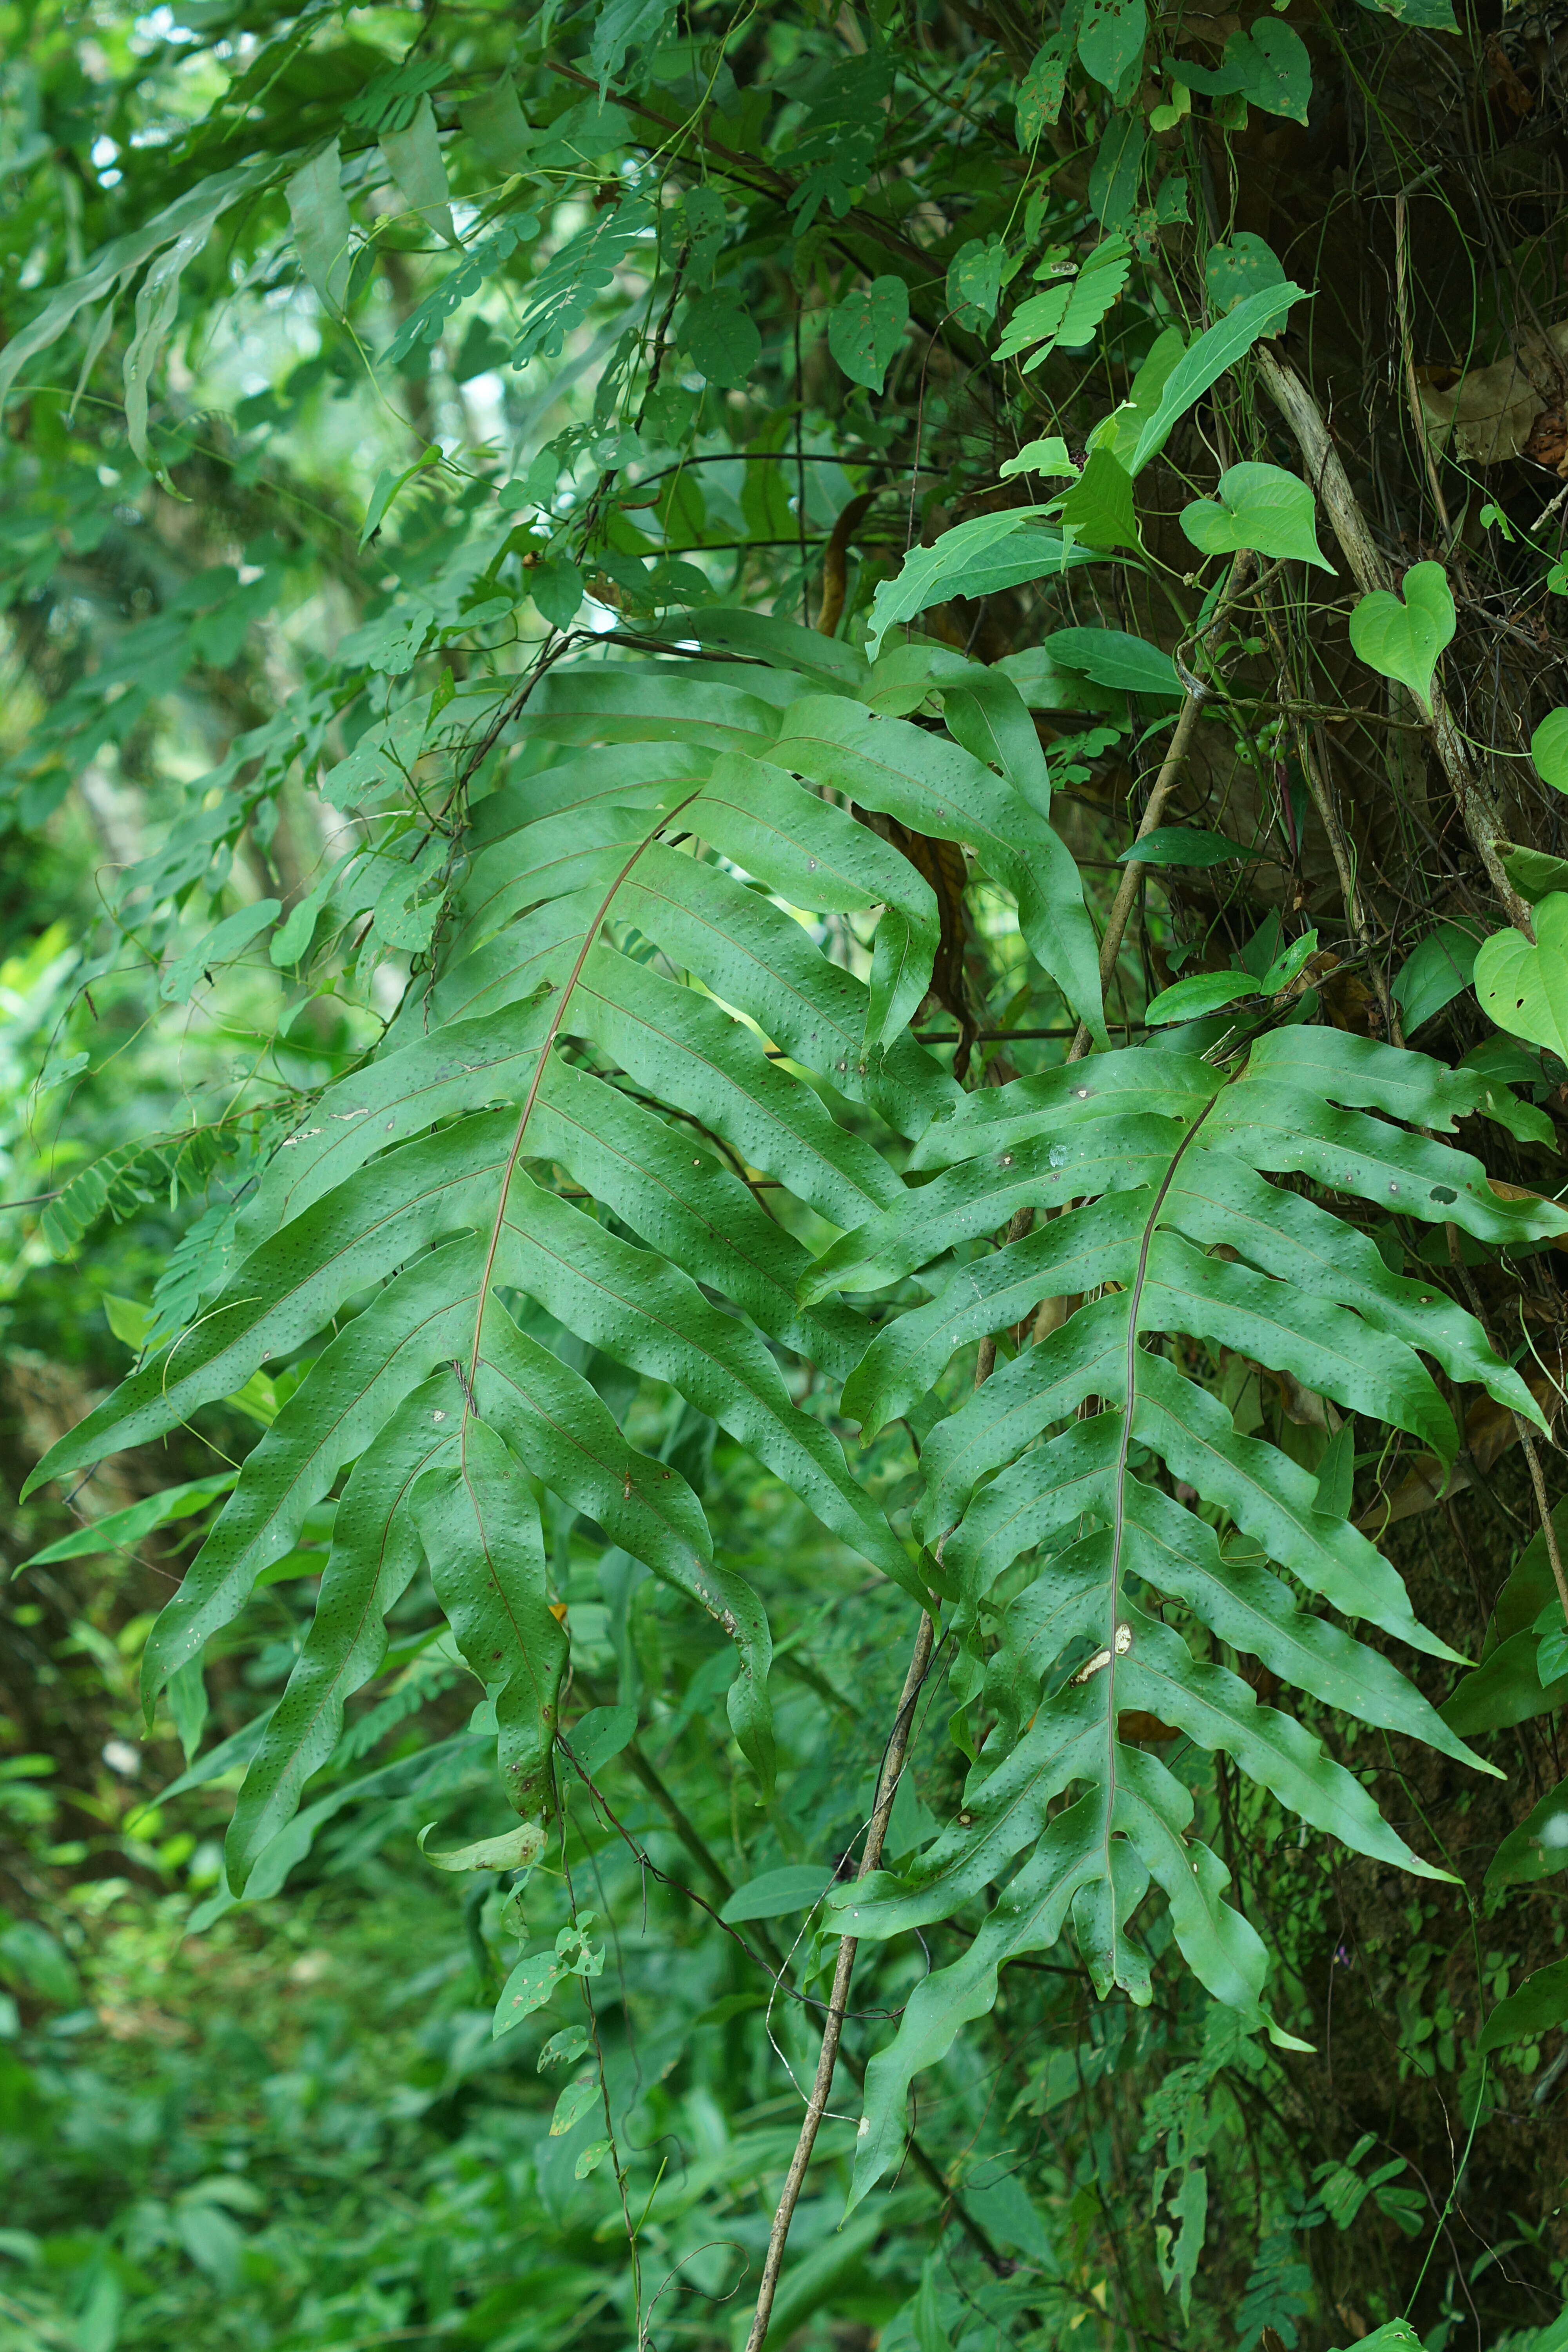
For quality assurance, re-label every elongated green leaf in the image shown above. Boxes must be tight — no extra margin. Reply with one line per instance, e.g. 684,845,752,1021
1130,281,1308,473
451,800,674,964
139,1240,488,1710
380,97,459,245
17,1473,234,1569
844,1192,1147,1434
906,1046,1220,1169
470,742,714,852
1132,1356,1463,1661
682,751,942,1049
613,844,945,1133
517,664,785,753
413,1417,568,1818
286,142,353,314
803,1111,1183,1299
914,1294,1132,1542
527,1058,867,1380
496,1175,923,1596
29,1117,516,1493
766,697,1105,1038
863,514,1098,661
0,156,285,418
569,944,905,1225
474,1303,773,1786
226,1374,463,1890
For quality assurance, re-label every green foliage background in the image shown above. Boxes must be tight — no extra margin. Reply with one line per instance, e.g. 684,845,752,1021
4,1,1568,2348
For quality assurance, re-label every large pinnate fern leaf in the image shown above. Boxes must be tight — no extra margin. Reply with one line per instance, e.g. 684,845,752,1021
25,624,1564,2112
26,632,1096,1886
809,1021,1563,2205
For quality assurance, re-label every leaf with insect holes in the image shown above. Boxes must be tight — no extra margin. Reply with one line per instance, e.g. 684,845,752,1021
828,276,909,392
1474,893,1568,1058
417,1820,546,1873
540,2027,591,2072
549,2075,601,2136
1348,562,1455,711
1015,36,1070,141
1078,0,1147,90
1180,463,1333,569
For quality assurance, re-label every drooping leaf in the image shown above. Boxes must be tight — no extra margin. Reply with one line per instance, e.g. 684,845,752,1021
1056,447,1138,549
864,512,1098,657
1015,36,1071,141
828,276,910,393
1478,1957,1568,2053
286,143,353,314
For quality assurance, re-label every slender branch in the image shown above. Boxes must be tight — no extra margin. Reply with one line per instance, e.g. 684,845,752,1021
568,1691,1007,2273
1394,194,1453,539
1254,344,1533,933
1444,1231,1568,1620
743,1611,938,2352
1066,552,1256,1062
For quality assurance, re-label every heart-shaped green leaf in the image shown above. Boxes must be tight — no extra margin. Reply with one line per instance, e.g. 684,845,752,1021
1180,462,1333,570
684,293,762,388
1531,706,1568,791
1474,893,1568,1057
1347,561,1455,711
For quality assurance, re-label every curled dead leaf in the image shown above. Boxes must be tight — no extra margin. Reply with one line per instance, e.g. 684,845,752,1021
1417,323,1568,467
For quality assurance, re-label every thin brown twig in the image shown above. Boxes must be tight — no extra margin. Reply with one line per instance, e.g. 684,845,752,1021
1066,551,1256,1062
742,1610,938,2352
1254,343,1533,933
